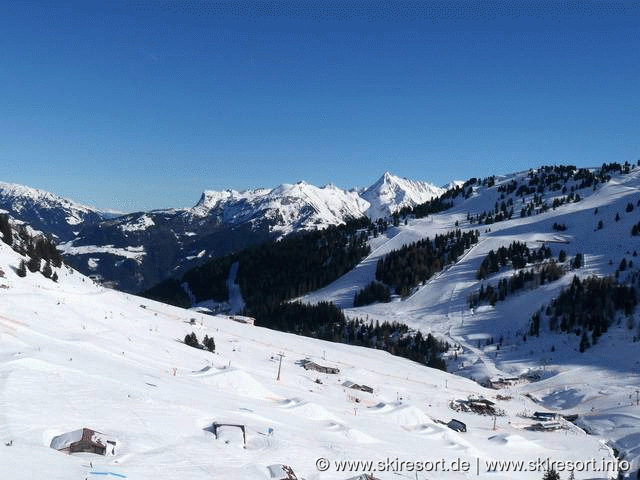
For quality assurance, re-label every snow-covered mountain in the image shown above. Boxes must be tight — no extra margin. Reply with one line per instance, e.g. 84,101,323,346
192,181,370,232
361,171,446,219
0,182,113,241
0,173,443,293
192,173,444,227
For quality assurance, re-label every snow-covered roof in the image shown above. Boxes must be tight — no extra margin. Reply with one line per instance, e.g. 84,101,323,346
50,428,114,451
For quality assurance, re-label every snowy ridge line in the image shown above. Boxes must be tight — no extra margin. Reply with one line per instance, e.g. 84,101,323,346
0,181,98,213
193,171,445,228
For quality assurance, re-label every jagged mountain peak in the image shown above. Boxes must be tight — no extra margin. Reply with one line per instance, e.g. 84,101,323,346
375,171,418,185
193,180,370,233
195,188,261,212
381,170,397,181
361,171,446,219
193,173,446,225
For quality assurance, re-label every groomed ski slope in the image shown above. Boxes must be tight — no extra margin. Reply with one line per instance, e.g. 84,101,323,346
0,238,617,479
301,166,640,475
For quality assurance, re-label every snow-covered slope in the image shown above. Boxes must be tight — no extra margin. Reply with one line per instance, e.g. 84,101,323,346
0,182,113,241
0,234,618,480
298,164,640,476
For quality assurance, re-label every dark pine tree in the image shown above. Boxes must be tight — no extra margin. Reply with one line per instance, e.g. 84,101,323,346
184,332,200,349
16,259,27,278
27,255,41,273
0,215,12,246
42,261,53,279
203,335,216,352
572,253,583,269
579,331,590,353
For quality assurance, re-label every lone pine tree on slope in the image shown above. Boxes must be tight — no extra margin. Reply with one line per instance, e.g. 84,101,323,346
543,469,561,480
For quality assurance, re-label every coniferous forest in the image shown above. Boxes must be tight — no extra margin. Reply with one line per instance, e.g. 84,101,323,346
143,217,373,308
397,197,453,219
235,218,372,306
182,255,235,304
0,213,63,281
0,214,12,246
529,275,637,351
353,281,392,307
375,229,480,297
476,241,552,279
143,279,192,308
248,301,448,371
469,260,564,308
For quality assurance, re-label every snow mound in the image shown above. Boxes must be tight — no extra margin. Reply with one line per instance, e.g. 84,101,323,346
281,400,340,421
378,404,433,428
487,433,542,451
323,422,379,443
199,369,276,399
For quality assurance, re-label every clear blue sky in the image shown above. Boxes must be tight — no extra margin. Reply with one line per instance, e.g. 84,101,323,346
0,1,638,212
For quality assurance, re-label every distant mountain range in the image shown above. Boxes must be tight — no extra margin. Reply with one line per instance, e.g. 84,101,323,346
0,173,446,293
0,182,111,241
